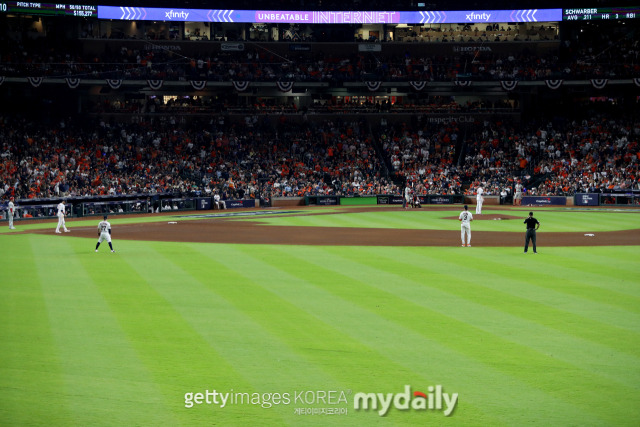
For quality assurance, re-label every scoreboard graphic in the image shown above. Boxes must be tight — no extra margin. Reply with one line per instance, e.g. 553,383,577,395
0,1,97,17
563,7,639,20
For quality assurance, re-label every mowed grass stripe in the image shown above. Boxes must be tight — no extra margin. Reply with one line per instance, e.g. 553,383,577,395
179,245,466,426
526,247,640,297
124,243,342,425
79,240,274,427
147,244,350,387
261,245,637,424
0,236,73,426
444,247,640,331
414,247,640,354
192,244,510,426
317,246,640,391
396,247,640,354
207,244,604,426
29,235,176,426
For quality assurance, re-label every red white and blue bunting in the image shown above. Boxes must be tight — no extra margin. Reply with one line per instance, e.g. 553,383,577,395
500,80,518,91
65,77,80,89
106,79,123,89
590,79,608,89
409,81,427,91
276,81,294,92
190,80,207,90
4,77,640,91
232,80,250,92
147,79,163,90
545,79,563,90
365,81,382,92
28,77,43,88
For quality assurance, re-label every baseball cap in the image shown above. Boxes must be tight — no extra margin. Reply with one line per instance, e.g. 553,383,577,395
104,215,108,220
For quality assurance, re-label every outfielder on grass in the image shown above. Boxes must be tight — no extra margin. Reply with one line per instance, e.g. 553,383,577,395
459,204,473,247
95,215,115,253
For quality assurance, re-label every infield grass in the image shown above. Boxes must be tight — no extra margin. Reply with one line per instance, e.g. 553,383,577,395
1,206,639,426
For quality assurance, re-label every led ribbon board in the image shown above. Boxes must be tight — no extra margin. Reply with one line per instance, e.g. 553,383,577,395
96,7,562,23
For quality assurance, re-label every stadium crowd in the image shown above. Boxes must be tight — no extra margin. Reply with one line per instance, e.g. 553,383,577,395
0,115,398,202
1,110,638,204
460,114,640,198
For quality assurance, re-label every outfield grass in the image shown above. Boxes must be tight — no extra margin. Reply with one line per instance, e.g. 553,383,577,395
1,207,639,426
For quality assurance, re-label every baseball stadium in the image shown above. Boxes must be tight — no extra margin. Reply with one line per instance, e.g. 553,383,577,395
1,0,640,426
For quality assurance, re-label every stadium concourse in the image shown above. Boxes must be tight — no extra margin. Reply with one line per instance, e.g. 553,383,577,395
28,206,640,247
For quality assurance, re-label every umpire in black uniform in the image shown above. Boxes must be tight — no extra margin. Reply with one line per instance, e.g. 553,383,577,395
524,212,540,253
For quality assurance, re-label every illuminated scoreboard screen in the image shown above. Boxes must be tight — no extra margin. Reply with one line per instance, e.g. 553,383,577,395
563,7,640,20
0,1,97,17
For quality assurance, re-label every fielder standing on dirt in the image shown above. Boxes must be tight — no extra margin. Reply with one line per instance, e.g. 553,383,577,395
95,215,115,253
476,186,484,214
55,200,70,233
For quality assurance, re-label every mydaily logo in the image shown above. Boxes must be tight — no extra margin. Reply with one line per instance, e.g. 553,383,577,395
353,385,458,416
165,10,189,20
466,12,491,21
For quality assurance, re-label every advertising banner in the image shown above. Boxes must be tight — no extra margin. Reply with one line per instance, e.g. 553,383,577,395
430,195,452,204
377,195,404,205
196,197,212,210
574,193,599,206
226,199,256,209
98,6,562,24
316,196,340,206
221,43,244,51
358,44,382,52
522,196,567,206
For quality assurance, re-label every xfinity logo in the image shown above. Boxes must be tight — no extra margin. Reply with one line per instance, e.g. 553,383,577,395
165,9,189,20
466,12,491,21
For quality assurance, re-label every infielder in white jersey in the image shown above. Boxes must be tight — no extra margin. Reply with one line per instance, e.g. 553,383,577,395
476,187,484,214
55,200,70,233
7,196,16,229
95,215,115,253
404,185,412,209
459,204,473,247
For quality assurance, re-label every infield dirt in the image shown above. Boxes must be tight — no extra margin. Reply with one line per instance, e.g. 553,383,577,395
27,206,640,247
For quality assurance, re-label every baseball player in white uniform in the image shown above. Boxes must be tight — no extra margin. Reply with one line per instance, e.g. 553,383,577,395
213,193,226,209
459,204,473,247
7,196,16,229
55,200,70,233
95,215,115,252
404,185,411,209
476,187,484,214
514,182,523,206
